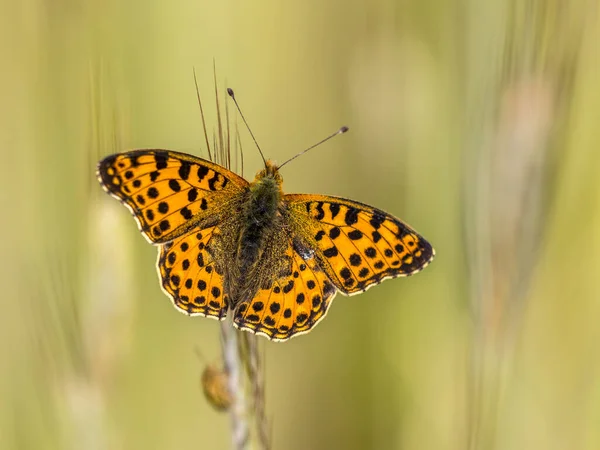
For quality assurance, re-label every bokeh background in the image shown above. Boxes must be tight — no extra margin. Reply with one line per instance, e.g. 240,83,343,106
2,0,599,449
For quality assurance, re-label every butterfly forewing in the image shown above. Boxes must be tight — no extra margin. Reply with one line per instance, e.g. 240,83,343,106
96,150,248,243
284,194,435,295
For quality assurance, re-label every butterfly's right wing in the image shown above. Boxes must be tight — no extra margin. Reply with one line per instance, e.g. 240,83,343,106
97,149,249,244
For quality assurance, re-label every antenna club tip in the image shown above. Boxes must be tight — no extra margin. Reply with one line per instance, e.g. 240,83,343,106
339,126,349,134
227,88,235,97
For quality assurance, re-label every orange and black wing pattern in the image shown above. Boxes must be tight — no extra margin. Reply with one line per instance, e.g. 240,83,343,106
96,149,248,244
285,194,435,295
157,225,230,320
233,239,337,341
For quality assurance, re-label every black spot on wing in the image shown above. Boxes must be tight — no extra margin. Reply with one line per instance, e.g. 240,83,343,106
154,153,168,170
158,202,169,214
370,211,385,229
208,174,220,191
348,230,363,240
169,179,181,192
329,203,340,219
197,165,209,182
264,316,276,327
147,187,159,199
167,252,176,265
188,188,198,202
252,301,264,312
180,207,193,220
349,253,362,266
314,202,325,220
345,207,359,225
323,246,338,258
178,161,191,180
329,227,341,239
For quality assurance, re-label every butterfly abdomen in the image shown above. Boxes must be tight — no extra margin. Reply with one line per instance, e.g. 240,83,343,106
238,173,283,270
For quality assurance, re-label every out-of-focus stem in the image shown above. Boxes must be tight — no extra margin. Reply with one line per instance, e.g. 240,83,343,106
246,334,270,450
220,320,248,450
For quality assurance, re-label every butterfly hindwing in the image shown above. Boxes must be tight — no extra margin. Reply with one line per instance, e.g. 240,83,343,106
285,194,435,295
233,242,337,341
158,226,229,319
96,150,248,243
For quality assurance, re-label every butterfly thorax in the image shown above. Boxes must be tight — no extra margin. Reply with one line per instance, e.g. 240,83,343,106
246,160,283,230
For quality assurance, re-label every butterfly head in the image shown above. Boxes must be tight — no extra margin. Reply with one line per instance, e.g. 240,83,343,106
253,160,283,187
250,160,283,218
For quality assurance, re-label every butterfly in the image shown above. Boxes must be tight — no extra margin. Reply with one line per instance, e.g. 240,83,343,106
96,140,435,341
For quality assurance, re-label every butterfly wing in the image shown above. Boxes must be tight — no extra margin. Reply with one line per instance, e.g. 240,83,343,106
232,238,338,341
284,194,435,294
157,225,230,319
96,149,249,244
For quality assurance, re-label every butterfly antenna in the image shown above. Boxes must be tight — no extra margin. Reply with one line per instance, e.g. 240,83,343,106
227,88,267,167
278,126,349,169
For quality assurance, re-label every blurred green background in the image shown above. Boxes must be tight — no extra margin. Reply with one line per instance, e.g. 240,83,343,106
2,0,599,449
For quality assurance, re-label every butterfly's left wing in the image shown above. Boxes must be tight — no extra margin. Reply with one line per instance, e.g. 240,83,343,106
284,194,435,295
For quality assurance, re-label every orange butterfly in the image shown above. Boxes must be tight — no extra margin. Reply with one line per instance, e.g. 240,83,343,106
97,123,434,342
